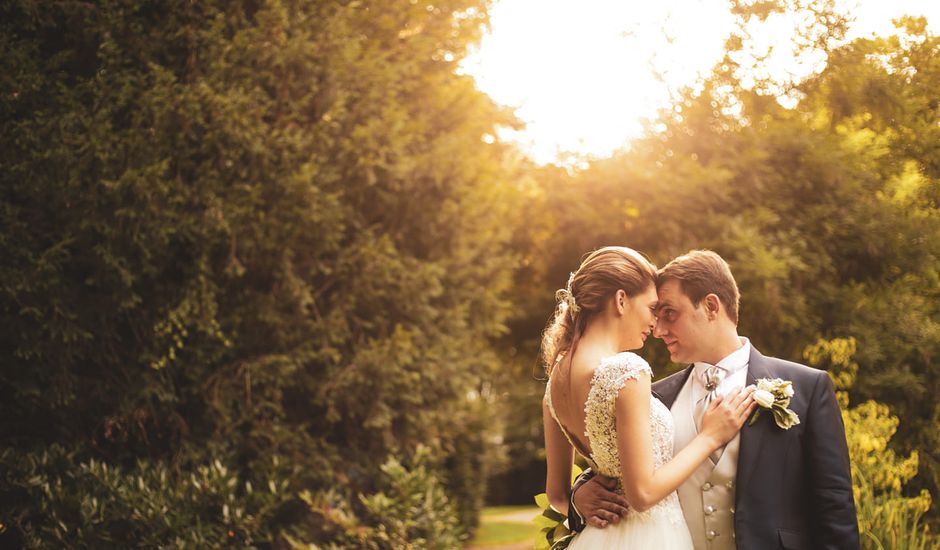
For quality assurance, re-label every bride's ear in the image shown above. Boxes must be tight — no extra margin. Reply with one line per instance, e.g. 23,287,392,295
615,289,628,315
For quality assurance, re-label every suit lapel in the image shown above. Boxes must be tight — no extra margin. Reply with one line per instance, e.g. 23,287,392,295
652,366,694,409
736,346,773,497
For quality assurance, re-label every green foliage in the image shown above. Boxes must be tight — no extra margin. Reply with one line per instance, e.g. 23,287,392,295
531,464,582,549
0,445,293,548
1,0,518,544
2,0,937,541
532,493,573,550
1,444,468,549
493,10,939,530
805,338,937,549
286,446,465,549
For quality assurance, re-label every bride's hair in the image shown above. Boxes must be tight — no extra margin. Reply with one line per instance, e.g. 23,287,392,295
542,246,657,376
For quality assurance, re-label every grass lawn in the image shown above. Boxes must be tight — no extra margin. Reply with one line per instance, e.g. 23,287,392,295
469,505,541,546
480,505,537,518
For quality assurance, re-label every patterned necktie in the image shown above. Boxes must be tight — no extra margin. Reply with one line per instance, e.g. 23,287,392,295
695,365,727,463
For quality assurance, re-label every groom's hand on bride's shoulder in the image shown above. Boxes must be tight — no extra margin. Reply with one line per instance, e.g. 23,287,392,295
573,474,630,528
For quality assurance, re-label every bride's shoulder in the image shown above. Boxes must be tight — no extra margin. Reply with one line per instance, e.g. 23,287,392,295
599,351,651,371
593,352,652,390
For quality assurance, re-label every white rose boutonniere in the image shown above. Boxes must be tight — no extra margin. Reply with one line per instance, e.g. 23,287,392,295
748,378,800,430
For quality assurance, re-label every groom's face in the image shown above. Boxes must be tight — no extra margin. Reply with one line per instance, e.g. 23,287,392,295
653,279,710,364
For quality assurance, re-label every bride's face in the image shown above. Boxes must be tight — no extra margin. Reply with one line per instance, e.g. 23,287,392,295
619,284,658,351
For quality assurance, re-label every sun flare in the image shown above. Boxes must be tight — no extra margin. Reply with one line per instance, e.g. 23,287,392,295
461,0,940,165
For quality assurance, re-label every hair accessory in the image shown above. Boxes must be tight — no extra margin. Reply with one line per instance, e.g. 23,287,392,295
555,288,580,315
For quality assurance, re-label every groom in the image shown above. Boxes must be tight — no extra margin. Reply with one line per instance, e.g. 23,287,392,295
567,250,859,549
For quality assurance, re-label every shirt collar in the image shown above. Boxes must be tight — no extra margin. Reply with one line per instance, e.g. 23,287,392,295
693,337,751,376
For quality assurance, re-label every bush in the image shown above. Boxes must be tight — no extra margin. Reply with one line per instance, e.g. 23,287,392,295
0,444,469,549
805,338,936,549
0,445,294,548
286,446,465,550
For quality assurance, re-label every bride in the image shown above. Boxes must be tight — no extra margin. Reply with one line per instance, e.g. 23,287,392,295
542,246,755,549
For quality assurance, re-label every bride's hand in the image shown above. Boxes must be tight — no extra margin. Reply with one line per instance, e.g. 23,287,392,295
700,386,757,449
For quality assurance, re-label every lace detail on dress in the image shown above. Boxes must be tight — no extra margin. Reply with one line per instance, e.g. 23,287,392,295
583,352,652,478
582,352,685,526
543,352,686,527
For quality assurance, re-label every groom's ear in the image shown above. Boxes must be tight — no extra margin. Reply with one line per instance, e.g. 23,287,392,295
703,293,721,320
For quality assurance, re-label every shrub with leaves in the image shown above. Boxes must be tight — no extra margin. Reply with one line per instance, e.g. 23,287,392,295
0,445,295,548
805,338,936,549
286,446,465,549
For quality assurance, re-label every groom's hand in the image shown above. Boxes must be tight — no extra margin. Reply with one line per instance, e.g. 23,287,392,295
572,474,630,528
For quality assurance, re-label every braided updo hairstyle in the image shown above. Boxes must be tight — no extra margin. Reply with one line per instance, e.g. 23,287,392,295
541,246,657,376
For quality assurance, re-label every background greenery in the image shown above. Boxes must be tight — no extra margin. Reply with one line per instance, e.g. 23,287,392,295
1,0,936,548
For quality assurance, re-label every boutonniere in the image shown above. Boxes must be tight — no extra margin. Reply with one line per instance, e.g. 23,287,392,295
749,378,800,430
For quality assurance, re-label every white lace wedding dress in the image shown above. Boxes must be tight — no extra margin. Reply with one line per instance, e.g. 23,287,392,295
545,352,693,549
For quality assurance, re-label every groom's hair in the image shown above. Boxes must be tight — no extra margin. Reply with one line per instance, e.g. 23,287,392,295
657,250,740,324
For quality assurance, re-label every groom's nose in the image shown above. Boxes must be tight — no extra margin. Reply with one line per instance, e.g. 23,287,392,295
653,318,667,338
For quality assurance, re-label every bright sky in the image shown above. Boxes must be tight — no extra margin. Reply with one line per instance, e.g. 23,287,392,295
461,0,940,165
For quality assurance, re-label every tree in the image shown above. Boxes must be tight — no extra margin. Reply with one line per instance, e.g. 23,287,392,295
1,0,521,545
492,13,939,524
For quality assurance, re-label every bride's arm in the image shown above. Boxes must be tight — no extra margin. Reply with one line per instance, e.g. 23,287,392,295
544,397,574,515
616,374,752,512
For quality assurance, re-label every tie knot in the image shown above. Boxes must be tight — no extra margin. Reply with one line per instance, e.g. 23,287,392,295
702,365,726,392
